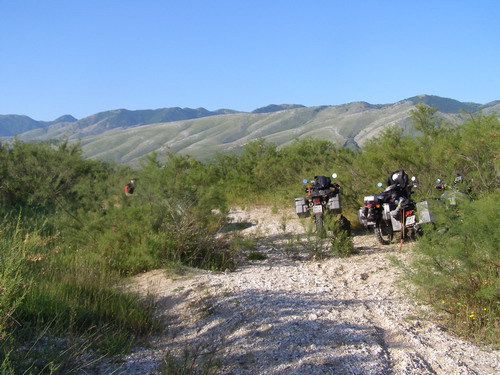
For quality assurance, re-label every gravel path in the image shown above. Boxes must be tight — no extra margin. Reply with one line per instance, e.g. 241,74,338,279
106,207,499,374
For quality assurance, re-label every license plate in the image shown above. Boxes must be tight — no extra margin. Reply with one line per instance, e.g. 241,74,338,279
312,205,323,214
406,215,416,226
364,196,374,202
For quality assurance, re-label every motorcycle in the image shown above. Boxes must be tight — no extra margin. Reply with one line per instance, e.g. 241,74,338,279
435,174,473,206
431,174,473,233
358,170,433,245
295,173,350,233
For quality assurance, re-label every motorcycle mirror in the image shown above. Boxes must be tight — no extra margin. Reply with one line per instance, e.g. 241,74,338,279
302,179,308,184
377,182,383,188
331,173,337,179
411,176,417,182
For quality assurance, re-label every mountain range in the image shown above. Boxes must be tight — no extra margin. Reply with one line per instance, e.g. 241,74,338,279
2,95,499,165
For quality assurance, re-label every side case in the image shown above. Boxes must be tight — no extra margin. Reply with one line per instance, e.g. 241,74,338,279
327,195,341,214
416,201,434,223
384,203,402,232
295,198,309,217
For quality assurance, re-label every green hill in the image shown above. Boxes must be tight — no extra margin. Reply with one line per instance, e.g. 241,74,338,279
4,95,498,165
8,107,239,140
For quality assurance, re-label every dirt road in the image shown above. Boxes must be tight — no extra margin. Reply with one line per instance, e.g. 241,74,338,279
112,207,499,374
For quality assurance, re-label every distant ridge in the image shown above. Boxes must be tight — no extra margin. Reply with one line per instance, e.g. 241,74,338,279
0,107,241,138
252,104,306,114
0,115,50,137
2,96,495,139
46,115,78,125
405,95,481,113
2,95,498,165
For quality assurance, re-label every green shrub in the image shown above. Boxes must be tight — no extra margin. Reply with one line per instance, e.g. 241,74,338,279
327,217,355,258
405,193,499,344
0,141,112,211
300,224,329,260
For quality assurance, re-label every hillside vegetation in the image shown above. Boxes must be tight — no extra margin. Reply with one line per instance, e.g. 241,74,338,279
5,95,499,166
0,106,498,372
75,96,500,164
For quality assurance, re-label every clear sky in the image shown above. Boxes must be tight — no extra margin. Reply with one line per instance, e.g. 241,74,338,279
1,0,498,121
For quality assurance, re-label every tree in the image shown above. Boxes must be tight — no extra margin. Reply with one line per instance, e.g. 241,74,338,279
410,103,444,138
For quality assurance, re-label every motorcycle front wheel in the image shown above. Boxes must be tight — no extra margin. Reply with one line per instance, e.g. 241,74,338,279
374,219,393,245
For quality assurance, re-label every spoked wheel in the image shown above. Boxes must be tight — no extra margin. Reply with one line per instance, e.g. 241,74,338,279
374,219,393,245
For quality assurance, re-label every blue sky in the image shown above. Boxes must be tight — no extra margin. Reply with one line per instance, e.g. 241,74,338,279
1,0,498,120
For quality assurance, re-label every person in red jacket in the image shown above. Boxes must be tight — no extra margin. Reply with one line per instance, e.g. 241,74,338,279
124,178,138,196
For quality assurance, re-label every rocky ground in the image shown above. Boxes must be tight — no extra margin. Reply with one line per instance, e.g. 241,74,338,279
100,207,499,374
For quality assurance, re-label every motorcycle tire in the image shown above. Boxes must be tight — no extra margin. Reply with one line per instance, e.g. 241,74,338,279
314,214,324,232
409,224,424,240
374,219,393,245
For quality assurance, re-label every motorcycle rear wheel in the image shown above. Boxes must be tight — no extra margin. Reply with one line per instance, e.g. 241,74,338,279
374,219,393,245
314,214,324,232
407,224,424,241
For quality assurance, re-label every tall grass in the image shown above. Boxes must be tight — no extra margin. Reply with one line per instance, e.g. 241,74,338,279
0,219,31,341
0,218,160,373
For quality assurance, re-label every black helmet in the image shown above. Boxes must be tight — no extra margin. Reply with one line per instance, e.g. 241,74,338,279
387,169,409,188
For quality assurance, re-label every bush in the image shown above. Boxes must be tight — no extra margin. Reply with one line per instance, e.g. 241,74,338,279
327,217,355,258
405,193,499,344
0,141,112,211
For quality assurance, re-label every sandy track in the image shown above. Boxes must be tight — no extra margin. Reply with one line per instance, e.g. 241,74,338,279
107,206,499,375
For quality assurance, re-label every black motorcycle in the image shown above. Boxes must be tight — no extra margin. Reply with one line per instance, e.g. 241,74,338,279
295,173,350,233
358,170,432,245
